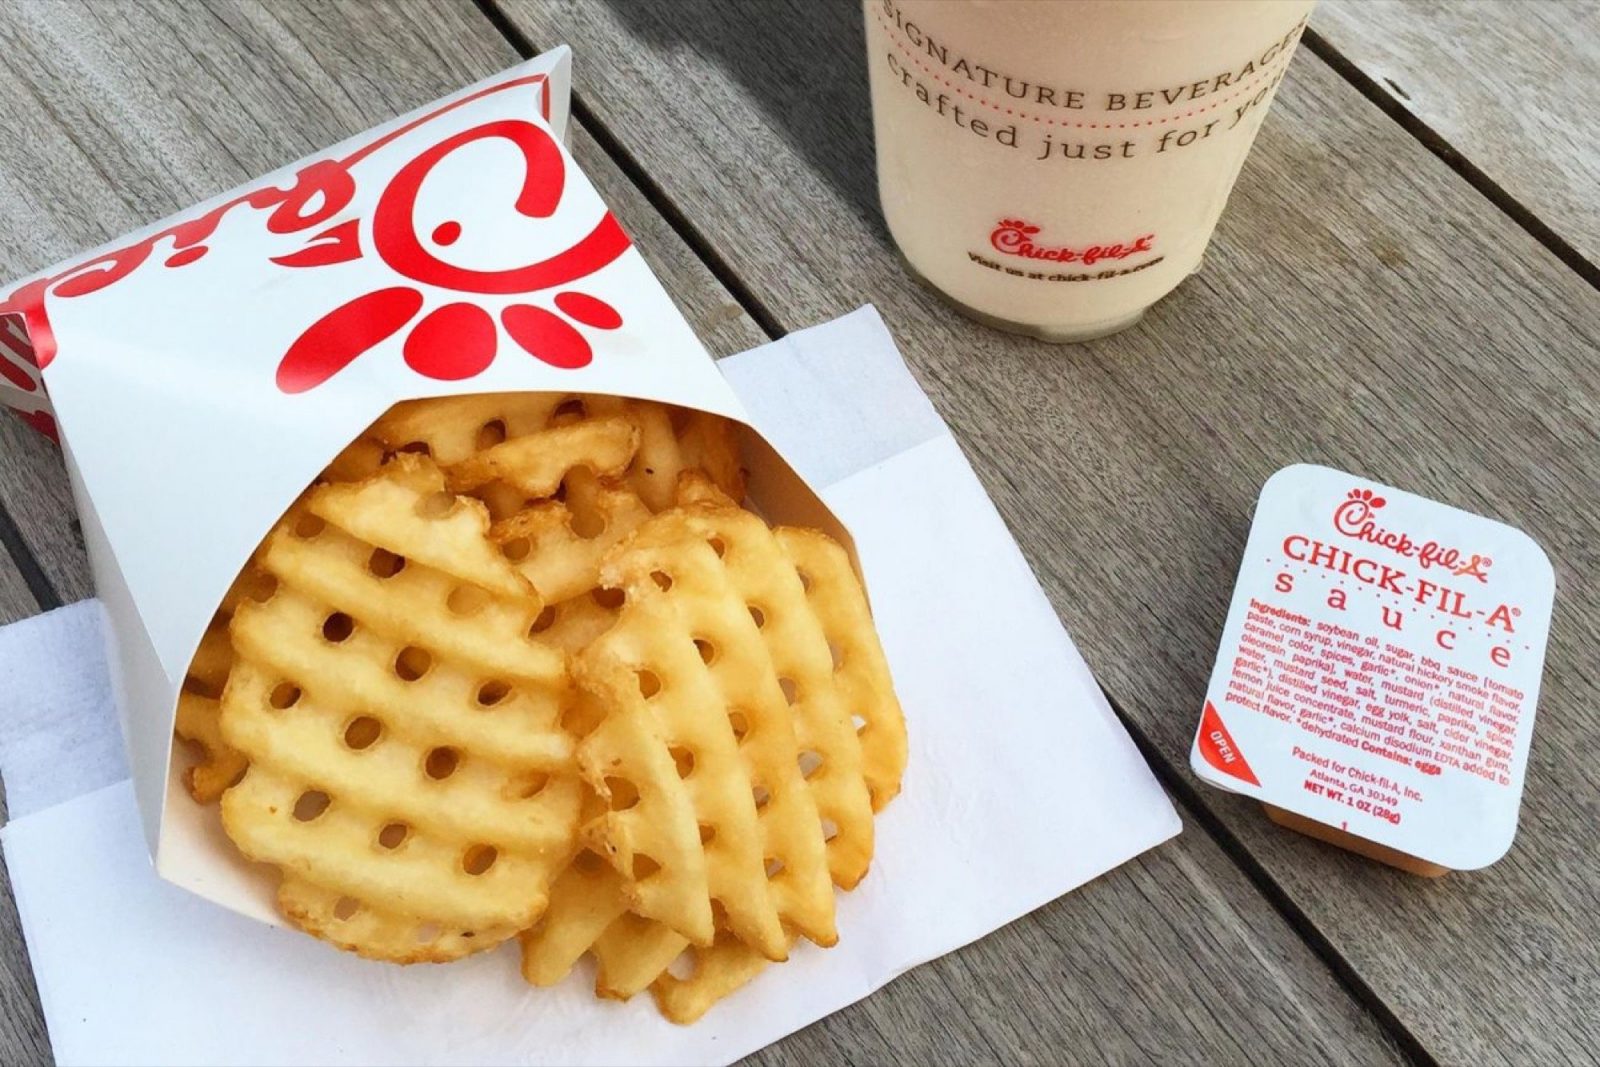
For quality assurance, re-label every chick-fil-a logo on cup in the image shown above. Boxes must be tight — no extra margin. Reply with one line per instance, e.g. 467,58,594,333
989,218,1155,266
1333,487,1492,581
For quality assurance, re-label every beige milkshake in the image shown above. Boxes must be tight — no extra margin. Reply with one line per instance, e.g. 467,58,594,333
865,0,1316,341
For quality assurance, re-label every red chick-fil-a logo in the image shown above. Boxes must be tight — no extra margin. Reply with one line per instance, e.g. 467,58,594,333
274,117,630,392
1333,488,1490,580
989,219,1155,266
0,73,632,403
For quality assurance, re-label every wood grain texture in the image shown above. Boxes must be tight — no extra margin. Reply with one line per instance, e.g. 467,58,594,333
497,1,1600,1063
0,527,43,627
0,2,1407,1065
1316,0,1600,269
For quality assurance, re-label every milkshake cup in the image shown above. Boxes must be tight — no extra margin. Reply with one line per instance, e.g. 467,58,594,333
864,0,1316,341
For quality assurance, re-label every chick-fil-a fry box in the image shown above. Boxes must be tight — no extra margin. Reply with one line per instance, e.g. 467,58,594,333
1191,464,1554,874
0,48,849,926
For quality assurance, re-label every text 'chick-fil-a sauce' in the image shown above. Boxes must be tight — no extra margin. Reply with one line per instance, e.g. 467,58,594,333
1190,464,1554,875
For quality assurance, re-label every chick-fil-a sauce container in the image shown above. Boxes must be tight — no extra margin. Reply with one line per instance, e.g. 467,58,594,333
1191,465,1554,875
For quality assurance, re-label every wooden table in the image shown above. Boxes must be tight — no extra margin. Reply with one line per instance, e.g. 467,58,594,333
0,1,1595,1063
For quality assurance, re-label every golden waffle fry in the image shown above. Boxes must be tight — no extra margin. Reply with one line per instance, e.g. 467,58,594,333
446,417,640,498
596,398,687,511
641,521,911,1014
176,613,248,803
671,478,882,886
652,932,779,1025
534,590,625,657
492,475,653,605
775,528,907,813
372,390,743,513
586,398,745,510
521,488,906,1020
371,393,571,465
644,513,906,1020
217,565,280,617
218,455,581,962
309,456,536,603
575,505,842,959
176,565,281,803
521,849,691,999
672,472,906,811
321,436,387,483
521,852,778,1024
678,411,745,504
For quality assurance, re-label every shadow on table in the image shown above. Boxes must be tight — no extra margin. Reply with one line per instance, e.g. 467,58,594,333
599,0,885,238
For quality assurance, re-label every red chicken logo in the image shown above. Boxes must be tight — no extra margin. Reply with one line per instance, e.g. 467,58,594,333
0,72,630,406
274,117,630,392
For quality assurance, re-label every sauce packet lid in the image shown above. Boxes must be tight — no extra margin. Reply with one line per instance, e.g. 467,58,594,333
1189,464,1554,871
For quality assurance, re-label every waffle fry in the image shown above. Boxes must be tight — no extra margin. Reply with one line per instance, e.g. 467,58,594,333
521,848,691,999
182,388,893,1023
372,391,744,512
218,455,582,962
777,529,906,809
371,393,565,463
521,859,785,1025
576,519,834,957
641,512,909,1021
652,931,781,1025
446,417,640,498
175,613,247,803
175,566,281,803
523,488,905,1021
672,476,888,887
589,398,745,510
679,412,745,505
321,436,387,483
491,472,654,605
572,494,902,955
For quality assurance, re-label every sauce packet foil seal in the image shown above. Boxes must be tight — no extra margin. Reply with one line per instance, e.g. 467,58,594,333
1190,464,1554,872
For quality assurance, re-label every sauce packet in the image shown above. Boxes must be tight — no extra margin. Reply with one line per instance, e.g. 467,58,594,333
1190,464,1554,874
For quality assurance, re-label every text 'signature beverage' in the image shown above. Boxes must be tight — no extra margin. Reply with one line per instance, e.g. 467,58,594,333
865,0,1316,341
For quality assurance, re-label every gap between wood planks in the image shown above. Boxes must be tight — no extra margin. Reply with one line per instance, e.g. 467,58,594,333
0,501,56,613
1302,28,1600,292
475,1,1443,1064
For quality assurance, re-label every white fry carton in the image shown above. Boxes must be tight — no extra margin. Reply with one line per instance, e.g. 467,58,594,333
0,49,845,925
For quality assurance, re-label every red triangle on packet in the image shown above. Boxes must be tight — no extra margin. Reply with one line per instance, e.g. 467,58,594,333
1195,701,1260,786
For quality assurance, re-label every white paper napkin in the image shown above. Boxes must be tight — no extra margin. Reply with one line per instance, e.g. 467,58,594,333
0,307,1179,1066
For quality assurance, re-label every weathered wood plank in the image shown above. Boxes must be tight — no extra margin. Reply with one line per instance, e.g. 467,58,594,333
0,523,43,627
0,2,1410,1065
0,422,84,606
498,1,1600,1063
1315,0,1600,270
